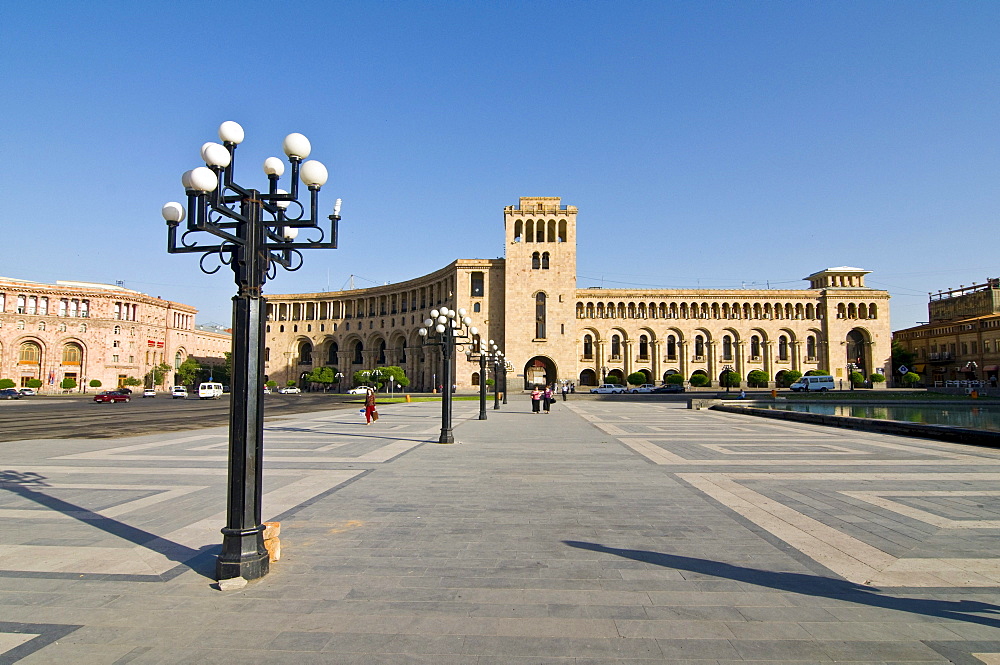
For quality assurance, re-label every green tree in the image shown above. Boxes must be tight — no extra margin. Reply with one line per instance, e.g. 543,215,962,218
779,370,802,388
626,372,647,387
665,374,684,386
25,378,43,389
89,379,102,389
0,379,14,389
286,379,297,387
721,371,741,389
147,362,172,387
804,370,830,376
901,371,921,386
870,373,886,384
604,376,621,385
123,376,143,388
305,366,337,391
176,358,201,386
60,377,77,391
689,373,710,387
747,370,770,388
265,380,278,389
849,371,865,387
892,342,917,375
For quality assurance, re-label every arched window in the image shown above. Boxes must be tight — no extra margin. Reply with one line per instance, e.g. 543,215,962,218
868,304,877,319
470,272,484,297
535,292,546,339
583,334,593,359
639,335,649,359
751,336,761,359
536,222,544,242
695,335,705,358
473,302,481,313
807,335,816,359
114,325,121,334
265,347,270,362
472,372,480,386
19,342,40,365
541,252,549,269
62,343,82,365
723,335,733,360
378,340,387,364
513,220,523,242
525,219,534,242
37,321,45,331
299,342,313,365
175,351,183,369
667,335,677,359
353,341,364,364
327,342,338,365
531,252,540,270
778,335,789,361
611,334,621,359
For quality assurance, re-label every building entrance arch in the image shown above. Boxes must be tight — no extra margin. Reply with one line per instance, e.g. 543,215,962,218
846,328,869,375
523,356,556,389
579,368,597,386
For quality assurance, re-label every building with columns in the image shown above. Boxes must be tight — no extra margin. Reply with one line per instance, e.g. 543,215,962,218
264,197,892,391
0,277,229,392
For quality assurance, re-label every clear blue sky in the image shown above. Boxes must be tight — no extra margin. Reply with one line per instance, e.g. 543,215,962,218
2,1,998,330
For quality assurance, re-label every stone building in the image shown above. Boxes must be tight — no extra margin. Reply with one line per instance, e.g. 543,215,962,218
893,278,1000,385
264,197,892,391
0,278,229,391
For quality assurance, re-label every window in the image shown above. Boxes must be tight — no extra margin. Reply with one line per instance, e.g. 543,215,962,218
778,335,789,361
583,334,593,359
611,334,621,359
667,335,677,360
751,336,761,359
531,252,540,270
723,335,733,361
639,335,649,359
175,351,183,369
695,335,705,359
39,297,48,315
114,325,121,335
19,342,41,364
327,342,338,365
112,355,119,363
541,252,550,269
470,272,484,297
807,335,816,359
16,295,25,314
473,302,481,313
535,292,546,339
299,342,313,365
353,341,364,364
37,321,45,331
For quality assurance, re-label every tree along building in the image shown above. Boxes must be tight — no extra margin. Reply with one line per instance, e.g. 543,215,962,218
264,197,892,391
0,277,230,392
893,278,1000,386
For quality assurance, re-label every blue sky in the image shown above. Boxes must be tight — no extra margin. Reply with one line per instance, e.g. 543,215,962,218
2,1,998,330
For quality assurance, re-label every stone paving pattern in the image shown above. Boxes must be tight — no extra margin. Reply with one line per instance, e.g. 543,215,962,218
3,398,1000,663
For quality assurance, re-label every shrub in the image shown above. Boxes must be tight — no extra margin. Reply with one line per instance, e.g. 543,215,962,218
265,380,278,389
286,380,297,387
870,373,886,383
805,370,830,376
604,376,621,385
747,370,770,388
0,379,15,389
720,371,741,388
26,379,43,389
626,372,647,387
89,379,102,389
665,374,684,386
901,372,920,386
688,374,710,387
60,377,77,391
779,371,802,388
849,371,865,386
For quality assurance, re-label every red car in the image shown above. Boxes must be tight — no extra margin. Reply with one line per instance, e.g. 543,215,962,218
94,391,131,404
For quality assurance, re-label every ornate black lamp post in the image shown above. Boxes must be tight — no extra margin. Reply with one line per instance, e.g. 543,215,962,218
847,362,857,391
161,121,340,582
418,307,475,443
721,364,734,394
465,339,504,418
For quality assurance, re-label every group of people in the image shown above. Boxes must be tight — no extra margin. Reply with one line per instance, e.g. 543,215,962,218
530,384,562,413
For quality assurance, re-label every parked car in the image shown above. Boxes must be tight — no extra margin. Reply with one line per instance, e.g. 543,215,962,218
629,384,657,394
171,386,188,399
789,375,836,392
278,386,301,394
143,388,156,398
348,387,371,395
0,388,23,400
651,384,685,393
18,388,37,396
590,384,625,394
94,391,130,403
198,382,224,399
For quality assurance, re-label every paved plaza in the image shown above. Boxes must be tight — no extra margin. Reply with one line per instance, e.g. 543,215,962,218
4,398,1000,663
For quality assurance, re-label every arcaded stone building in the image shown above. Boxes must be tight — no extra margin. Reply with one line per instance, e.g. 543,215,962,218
0,278,229,391
264,197,892,391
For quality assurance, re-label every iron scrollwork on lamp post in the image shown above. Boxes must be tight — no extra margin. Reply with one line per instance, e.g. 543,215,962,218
161,121,341,582
418,307,475,443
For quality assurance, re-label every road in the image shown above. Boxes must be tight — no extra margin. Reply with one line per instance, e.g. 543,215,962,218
0,392,363,442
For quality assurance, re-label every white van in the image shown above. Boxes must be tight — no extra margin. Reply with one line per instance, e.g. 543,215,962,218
789,375,836,392
198,382,224,399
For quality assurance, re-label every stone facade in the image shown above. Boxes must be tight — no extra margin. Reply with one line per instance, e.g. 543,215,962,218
893,279,1000,385
264,197,892,391
0,278,230,391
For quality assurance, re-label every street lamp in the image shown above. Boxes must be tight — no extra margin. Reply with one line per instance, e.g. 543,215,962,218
335,371,344,393
847,363,857,391
721,364,734,394
465,339,504,418
418,307,475,443
161,121,341,582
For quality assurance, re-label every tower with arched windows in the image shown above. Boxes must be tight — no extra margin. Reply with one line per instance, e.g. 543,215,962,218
503,197,579,388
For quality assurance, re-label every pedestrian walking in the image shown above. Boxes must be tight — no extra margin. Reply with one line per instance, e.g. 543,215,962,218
530,386,542,413
543,385,553,413
561,383,569,401
364,387,378,425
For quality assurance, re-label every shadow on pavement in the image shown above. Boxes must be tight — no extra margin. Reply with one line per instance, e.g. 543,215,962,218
564,540,1000,628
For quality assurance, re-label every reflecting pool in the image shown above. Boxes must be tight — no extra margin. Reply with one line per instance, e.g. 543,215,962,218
756,403,1000,433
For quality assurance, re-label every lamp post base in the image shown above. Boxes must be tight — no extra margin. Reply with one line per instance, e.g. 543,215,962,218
438,428,454,444
216,526,269,581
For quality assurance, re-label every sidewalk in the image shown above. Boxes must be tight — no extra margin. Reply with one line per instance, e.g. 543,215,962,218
3,397,1000,663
